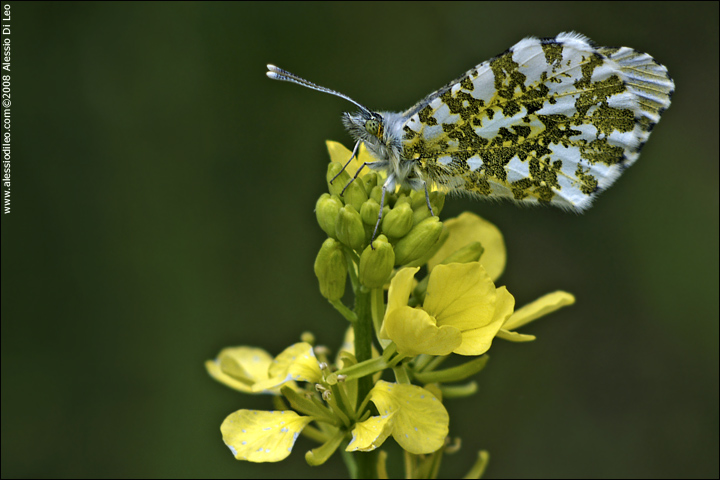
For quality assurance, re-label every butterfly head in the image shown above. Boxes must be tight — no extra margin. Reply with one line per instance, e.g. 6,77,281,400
342,110,385,145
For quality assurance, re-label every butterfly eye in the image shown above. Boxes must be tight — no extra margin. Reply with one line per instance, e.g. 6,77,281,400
365,118,383,137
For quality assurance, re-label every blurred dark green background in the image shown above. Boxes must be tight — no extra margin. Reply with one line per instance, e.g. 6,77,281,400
1,2,717,478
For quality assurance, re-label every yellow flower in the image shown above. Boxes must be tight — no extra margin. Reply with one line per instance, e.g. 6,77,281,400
205,346,281,394
347,380,449,454
206,343,322,394
211,343,331,463
381,262,515,356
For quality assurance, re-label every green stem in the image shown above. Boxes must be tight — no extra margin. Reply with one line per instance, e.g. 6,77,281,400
393,364,411,384
369,287,385,342
330,299,358,323
333,354,388,381
341,448,358,479
353,286,374,404
344,247,360,291
352,285,377,478
355,450,379,479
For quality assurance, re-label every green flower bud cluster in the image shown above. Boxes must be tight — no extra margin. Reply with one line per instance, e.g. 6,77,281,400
314,163,447,296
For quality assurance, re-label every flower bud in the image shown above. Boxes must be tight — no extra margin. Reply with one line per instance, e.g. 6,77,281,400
360,198,381,226
393,216,444,266
396,185,412,197
369,185,384,205
326,162,351,196
412,204,432,226
409,189,428,209
410,223,450,268
394,194,412,207
342,178,369,212
382,202,414,238
314,238,347,300
300,331,316,345
359,235,395,288
315,194,343,238
362,172,379,194
429,191,445,215
335,204,365,251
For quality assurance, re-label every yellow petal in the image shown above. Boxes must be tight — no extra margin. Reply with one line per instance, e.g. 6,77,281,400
453,286,515,356
387,267,420,313
252,343,321,392
379,267,420,339
269,342,322,381
325,140,370,180
385,306,462,356
338,326,356,357
206,346,274,393
356,142,374,165
369,381,449,454
326,140,352,166
495,329,536,342
346,412,395,452
503,291,575,331
424,263,496,331
221,409,312,463
427,212,506,281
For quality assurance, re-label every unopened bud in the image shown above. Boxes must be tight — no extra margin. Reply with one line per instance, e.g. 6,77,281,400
301,332,316,345
342,178,369,212
362,173,379,194
429,191,445,215
326,162,351,196
409,189,427,209
335,204,365,251
393,216,444,266
394,194,412,207
360,198,381,226
315,194,343,238
412,204,432,226
314,238,347,300
369,186,384,205
383,202,414,238
359,235,395,288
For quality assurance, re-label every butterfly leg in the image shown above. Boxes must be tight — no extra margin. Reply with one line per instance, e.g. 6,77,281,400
370,184,387,249
423,182,435,217
341,159,380,196
330,140,361,185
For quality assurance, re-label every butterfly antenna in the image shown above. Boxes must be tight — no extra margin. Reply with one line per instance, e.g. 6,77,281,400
266,64,372,115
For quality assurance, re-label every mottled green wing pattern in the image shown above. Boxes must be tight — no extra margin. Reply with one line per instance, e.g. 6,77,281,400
400,32,674,210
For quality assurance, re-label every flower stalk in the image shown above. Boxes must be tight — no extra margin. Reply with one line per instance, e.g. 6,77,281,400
206,141,576,477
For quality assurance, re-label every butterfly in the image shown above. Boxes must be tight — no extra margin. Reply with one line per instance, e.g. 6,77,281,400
267,32,673,238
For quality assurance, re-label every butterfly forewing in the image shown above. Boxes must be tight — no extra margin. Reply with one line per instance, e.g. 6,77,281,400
399,32,673,211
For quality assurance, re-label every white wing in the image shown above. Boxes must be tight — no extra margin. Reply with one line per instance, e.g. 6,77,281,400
400,32,674,210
